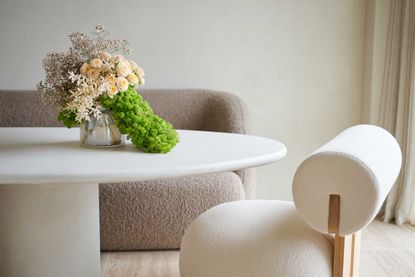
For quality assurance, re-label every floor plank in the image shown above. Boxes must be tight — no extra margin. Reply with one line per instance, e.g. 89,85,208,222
101,251,180,277
101,220,415,277
360,220,415,277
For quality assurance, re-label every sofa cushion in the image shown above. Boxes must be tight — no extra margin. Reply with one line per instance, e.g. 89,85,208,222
100,172,245,250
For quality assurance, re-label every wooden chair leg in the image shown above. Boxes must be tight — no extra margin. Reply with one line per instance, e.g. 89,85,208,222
350,231,361,277
329,194,361,277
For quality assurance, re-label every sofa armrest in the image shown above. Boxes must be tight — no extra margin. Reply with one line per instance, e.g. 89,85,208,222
140,89,251,134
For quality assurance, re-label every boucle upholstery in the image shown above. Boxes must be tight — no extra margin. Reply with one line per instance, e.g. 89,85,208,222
0,89,251,132
180,125,402,277
100,172,245,250
0,89,254,250
293,125,402,236
180,200,333,277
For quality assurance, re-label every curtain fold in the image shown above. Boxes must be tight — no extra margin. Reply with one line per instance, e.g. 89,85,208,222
379,0,415,225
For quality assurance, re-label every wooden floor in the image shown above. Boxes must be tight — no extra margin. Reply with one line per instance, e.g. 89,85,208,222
101,220,415,277
360,220,415,276
101,251,180,277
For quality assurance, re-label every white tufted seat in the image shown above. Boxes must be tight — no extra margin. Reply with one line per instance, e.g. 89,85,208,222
180,200,333,277
180,125,402,277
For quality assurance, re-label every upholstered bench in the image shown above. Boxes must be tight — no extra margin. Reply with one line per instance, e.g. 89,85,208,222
180,125,402,277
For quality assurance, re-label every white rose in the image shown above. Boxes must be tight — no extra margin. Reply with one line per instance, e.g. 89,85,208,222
138,75,145,85
106,74,116,85
116,77,129,92
135,65,145,77
107,83,119,97
102,61,114,71
126,73,139,86
86,68,101,79
80,63,90,75
128,60,138,71
90,58,103,69
116,61,132,77
99,52,112,61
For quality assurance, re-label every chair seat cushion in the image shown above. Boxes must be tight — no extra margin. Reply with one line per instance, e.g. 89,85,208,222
180,200,333,277
100,172,245,250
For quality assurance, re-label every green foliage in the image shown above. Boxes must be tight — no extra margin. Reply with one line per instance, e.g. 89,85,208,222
58,110,79,128
101,86,179,153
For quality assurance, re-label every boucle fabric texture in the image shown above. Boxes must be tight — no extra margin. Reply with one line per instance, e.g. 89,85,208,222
293,124,402,236
180,200,332,277
0,90,63,127
100,172,245,250
0,89,254,250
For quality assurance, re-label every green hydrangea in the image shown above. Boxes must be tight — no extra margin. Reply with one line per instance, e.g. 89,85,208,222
58,110,79,128
101,86,179,153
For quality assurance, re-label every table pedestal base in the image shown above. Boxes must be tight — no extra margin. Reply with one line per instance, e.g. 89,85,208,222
0,182,100,277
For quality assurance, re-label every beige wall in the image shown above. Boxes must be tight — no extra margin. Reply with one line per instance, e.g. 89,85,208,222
0,0,366,200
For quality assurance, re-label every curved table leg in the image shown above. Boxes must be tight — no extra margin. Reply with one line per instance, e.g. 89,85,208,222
0,182,100,277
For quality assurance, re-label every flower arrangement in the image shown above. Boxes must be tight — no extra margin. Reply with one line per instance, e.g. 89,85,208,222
37,25,179,153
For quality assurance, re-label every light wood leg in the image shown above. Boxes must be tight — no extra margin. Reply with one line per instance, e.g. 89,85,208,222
329,194,361,277
350,231,361,277
0,182,101,277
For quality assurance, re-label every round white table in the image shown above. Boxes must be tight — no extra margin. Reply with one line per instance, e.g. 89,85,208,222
0,127,286,277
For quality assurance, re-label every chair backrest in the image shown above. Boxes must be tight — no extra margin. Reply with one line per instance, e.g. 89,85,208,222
292,124,402,277
292,124,401,236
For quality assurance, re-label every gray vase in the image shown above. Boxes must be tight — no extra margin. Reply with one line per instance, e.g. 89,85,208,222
80,110,124,147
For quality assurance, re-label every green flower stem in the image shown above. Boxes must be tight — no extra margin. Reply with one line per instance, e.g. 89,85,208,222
101,86,179,153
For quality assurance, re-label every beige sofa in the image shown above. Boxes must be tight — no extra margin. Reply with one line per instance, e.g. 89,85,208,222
0,89,255,250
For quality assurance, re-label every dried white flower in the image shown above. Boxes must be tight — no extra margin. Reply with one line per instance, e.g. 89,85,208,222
68,71,78,83
95,24,105,34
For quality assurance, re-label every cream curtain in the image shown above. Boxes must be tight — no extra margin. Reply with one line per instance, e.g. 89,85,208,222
379,0,415,225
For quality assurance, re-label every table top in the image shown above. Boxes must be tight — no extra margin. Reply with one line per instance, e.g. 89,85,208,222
0,127,286,185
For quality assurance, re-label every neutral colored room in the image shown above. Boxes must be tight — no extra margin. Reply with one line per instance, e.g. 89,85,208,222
0,0,414,276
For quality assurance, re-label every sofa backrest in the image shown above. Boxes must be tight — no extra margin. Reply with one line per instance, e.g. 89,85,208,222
0,89,250,134
0,90,62,127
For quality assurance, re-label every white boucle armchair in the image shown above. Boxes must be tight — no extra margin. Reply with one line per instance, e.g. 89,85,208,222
179,125,402,277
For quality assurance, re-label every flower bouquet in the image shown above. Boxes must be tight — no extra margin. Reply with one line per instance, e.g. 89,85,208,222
37,25,179,153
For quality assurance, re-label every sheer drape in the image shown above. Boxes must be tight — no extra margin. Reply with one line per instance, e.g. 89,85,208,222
379,0,415,225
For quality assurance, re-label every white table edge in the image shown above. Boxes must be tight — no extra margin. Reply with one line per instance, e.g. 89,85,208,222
0,148,286,185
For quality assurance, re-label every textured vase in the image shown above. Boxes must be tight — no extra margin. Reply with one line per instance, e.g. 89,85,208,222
80,110,124,147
